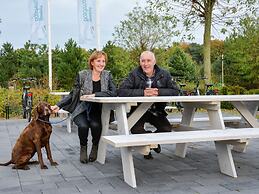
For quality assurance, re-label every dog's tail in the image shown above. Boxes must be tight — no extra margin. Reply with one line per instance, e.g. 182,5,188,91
0,160,12,166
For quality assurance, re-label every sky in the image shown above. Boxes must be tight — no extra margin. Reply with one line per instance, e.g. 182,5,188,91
0,0,142,48
0,0,225,49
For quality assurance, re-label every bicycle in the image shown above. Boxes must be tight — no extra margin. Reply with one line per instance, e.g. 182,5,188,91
13,78,36,122
190,77,207,96
177,77,206,113
172,77,191,113
205,83,219,95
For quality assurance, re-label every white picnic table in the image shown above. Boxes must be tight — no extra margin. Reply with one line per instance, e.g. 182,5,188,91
81,95,259,188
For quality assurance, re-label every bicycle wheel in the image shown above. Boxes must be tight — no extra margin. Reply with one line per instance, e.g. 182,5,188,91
27,108,32,122
26,93,33,122
22,94,27,119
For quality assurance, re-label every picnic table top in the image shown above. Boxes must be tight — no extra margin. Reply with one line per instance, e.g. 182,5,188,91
80,94,259,103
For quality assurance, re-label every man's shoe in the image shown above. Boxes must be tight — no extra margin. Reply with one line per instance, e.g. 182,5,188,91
144,152,153,160
89,145,98,162
80,145,88,163
153,144,161,153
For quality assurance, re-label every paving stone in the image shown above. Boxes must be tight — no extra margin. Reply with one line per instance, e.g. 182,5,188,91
21,182,58,193
0,176,20,190
42,187,80,194
191,185,231,194
1,116,259,194
42,174,65,183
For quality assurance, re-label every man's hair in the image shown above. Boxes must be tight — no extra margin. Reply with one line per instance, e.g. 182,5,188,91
140,51,156,63
88,51,108,69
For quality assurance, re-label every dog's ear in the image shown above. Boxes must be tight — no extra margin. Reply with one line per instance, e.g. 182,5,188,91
33,106,39,120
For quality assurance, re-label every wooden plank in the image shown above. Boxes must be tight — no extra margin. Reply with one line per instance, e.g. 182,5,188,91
102,128,259,148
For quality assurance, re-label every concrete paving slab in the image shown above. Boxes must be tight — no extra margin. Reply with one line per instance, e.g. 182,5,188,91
0,114,259,193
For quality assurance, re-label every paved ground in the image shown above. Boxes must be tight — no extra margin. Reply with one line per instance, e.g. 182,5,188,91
1,113,259,194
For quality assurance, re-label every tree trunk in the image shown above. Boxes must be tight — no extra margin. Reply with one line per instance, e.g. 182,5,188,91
203,1,214,82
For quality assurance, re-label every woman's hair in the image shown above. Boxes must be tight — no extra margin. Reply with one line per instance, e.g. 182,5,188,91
88,50,108,69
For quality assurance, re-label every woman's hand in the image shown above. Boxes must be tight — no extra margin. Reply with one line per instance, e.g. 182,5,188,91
51,105,60,113
81,94,95,99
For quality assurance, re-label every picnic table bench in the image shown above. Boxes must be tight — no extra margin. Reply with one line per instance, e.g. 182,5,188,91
103,128,259,188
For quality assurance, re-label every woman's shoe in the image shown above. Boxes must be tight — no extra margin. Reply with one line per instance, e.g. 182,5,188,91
80,145,88,163
89,145,98,162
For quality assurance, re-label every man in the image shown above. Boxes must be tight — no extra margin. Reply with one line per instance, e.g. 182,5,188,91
118,51,179,159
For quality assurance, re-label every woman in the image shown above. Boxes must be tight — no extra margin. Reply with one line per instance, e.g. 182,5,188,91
51,51,116,163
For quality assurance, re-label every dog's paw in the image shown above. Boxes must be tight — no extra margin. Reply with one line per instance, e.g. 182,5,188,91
51,161,58,166
12,165,30,170
23,165,30,170
41,165,48,169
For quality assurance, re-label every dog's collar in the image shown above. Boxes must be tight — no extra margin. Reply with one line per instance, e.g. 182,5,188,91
37,117,51,124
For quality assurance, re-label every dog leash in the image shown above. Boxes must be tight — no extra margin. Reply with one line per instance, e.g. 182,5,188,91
37,116,70,125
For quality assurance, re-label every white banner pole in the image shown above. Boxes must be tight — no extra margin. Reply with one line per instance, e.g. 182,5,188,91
96,0,100,50
47,0,52,91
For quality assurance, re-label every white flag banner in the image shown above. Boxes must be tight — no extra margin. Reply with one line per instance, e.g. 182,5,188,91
29,0,47,44
0,18,2,39
78,0,96,45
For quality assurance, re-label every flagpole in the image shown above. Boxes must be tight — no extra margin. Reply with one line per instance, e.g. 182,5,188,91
47,0,52,91
96,0,101,50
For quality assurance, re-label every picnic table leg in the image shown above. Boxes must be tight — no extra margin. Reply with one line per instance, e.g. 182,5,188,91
128,102,153,130
215,142,237,178
206,103,237,177
97,104,113,164
175,103,196,158
231,101,259,152
207,103,225,129
231,101,259,128
116,104,138,187
121,147,137,188
66,114,72,133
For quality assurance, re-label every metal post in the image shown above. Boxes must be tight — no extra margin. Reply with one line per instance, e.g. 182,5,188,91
96,0,101,50
221,54,224,87
47,0,52,91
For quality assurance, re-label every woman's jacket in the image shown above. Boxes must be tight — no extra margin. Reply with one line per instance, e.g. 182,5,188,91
57,70,117,120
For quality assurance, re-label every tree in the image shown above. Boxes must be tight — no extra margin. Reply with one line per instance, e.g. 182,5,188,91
113,4,179,52
224,16,259,89
103,41,135,86
0,42,17,87
168,46,197,81
15,41,48,87
55,39,88,90
147,0,259,82
186,43,203,66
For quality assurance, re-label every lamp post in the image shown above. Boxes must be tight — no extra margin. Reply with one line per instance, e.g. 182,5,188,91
221,54,224,87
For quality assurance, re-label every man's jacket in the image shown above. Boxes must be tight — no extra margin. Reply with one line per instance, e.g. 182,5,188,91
118,65,179,116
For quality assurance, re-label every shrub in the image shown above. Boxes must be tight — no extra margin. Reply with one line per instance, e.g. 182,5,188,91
0,88,61,118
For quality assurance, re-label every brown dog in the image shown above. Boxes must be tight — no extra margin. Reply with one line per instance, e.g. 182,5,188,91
0,102,58,170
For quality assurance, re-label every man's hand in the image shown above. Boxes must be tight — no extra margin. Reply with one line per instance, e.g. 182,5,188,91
51,105,60,113
144,88,159,96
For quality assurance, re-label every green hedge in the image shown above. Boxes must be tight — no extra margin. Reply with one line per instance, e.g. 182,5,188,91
0,88,61,118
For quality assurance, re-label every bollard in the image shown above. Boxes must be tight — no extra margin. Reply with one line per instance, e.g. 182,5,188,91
5,105,10,119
